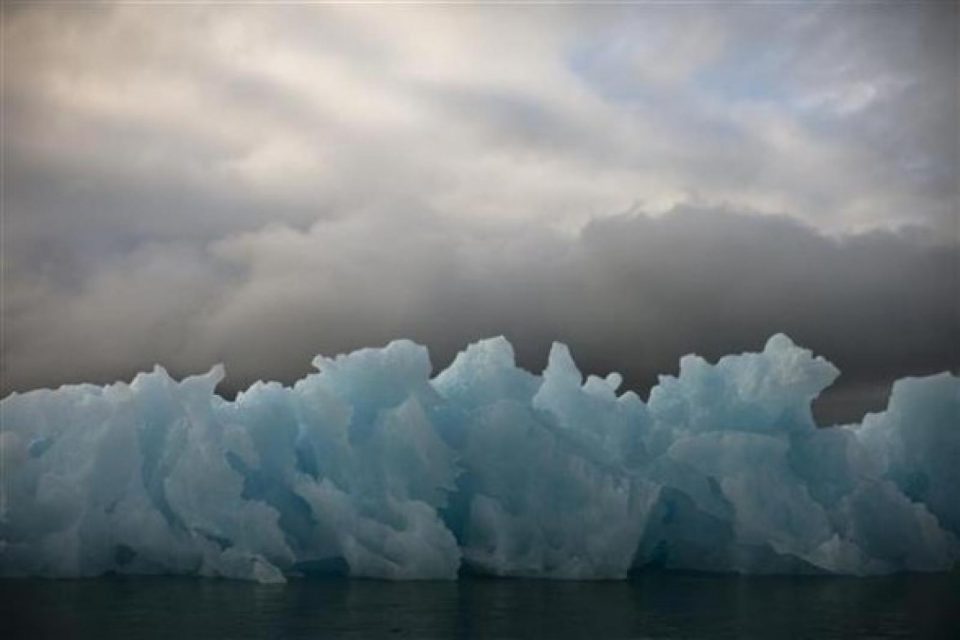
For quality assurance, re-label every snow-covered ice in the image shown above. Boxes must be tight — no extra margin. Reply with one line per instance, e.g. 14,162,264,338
2,335,957,582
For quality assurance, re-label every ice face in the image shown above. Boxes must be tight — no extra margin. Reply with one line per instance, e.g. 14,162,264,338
1,335,957,582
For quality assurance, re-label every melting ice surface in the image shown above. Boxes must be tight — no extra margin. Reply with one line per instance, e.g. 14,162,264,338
1,335,958,582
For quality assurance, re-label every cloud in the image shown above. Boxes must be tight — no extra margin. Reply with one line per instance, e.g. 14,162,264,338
4,206,956,426
4,2,955,256
2,3,957,424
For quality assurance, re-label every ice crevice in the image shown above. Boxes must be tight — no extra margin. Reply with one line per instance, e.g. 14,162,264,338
1,334,957,582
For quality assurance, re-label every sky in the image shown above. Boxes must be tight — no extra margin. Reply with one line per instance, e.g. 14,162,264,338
2,1,957,423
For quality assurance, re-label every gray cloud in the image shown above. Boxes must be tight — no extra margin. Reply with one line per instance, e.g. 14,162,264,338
4,3,955,251
1,3,957,425
4,206,957,425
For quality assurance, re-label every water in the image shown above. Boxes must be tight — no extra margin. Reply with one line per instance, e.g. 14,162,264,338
2,573,958,639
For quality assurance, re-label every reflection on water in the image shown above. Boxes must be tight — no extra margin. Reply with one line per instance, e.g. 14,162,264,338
2,573,958,639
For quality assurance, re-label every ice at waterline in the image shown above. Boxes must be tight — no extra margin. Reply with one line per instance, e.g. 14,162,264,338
1,335,957,582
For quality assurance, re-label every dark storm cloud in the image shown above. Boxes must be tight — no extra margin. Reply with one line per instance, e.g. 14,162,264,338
4,206,957,425
392,208,959,424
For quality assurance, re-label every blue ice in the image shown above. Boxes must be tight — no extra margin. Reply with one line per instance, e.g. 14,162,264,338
1,335,957,581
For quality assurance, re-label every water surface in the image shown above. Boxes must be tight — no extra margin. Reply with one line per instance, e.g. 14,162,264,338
2,573,958,638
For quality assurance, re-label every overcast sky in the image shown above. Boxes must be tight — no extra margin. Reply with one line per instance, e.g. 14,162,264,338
2,1,957,423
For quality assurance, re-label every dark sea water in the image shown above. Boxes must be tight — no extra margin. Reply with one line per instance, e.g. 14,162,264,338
2,573,958,639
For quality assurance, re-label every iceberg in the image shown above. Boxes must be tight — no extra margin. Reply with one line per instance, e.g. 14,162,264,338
1,335,957,582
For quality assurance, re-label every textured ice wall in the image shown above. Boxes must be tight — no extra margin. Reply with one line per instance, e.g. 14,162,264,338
1,335,957,582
